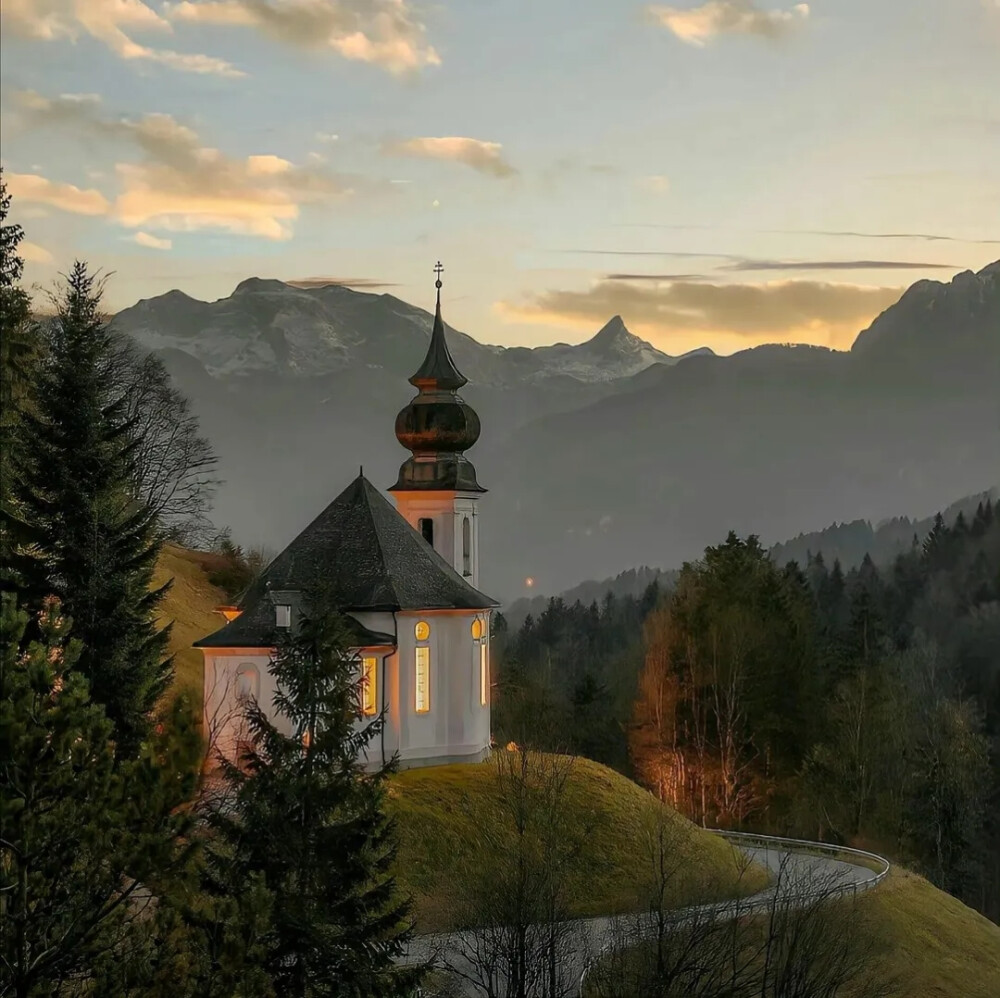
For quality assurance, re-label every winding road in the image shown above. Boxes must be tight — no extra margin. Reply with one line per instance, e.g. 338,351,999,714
400,831,891,997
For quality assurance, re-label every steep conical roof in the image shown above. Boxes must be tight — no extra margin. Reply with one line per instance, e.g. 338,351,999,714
408,273,467,390
195,474,498,648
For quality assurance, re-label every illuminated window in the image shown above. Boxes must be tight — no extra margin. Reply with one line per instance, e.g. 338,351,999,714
480,641,488,706
361,656,377,716
471,618,483,641
419,517,434,546
462,516,472,576
414,620,430,642
275,604,291,628
415,647,430,712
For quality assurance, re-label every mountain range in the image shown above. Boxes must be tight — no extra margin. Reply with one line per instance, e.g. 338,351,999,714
113,261,1000,602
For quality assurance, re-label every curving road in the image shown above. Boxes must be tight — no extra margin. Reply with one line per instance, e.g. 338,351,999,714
401,831,890,997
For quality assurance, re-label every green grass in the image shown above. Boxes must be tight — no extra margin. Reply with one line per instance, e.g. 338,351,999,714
856,868,1000,998
154,542,229,702
387,755,769,932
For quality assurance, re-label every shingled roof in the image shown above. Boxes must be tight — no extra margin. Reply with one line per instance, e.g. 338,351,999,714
195,474,499,649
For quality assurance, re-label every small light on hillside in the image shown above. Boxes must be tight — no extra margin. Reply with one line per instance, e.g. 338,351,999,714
525,577,535,588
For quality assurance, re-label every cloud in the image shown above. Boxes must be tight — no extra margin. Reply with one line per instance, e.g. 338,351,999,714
6,172,110,214
639,174,670,193
1,0,243,76
383,136,517,177
132,231,172,249
165,0,440,74
767,228,1000,245
605,273,708,281
648,0,809,46
21,241,55,263
12,90,360,239
315,131,340,143
496,277,901,349
721,258,956,272
285,276,399,289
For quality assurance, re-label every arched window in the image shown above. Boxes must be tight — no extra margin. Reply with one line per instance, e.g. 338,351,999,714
414,620,430,713
462,516,472,576
235,663,260,702
419,517,434,546
361,656,377,716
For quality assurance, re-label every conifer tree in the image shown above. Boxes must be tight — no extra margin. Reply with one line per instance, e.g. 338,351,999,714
14,262,171,755
205,599,419,997
0,594,192,996
0,169,41,590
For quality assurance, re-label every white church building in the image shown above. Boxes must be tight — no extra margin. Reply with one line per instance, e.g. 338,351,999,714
195,267,500,771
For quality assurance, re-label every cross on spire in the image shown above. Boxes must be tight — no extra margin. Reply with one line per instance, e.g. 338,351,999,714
434,260,444,289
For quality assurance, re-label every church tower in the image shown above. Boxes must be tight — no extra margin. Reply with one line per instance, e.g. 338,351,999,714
390,263,486,589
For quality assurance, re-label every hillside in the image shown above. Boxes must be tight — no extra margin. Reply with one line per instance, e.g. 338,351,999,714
387,756,767,932
153,542,228,701
859,868,1000,998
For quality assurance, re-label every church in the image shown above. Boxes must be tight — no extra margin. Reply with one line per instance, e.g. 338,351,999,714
195,265,500,771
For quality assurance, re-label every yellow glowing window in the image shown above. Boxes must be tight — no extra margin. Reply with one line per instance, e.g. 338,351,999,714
361,656,377,716
480,641,488,707
414,620,430,641
415,647,430,712
471,618,483,640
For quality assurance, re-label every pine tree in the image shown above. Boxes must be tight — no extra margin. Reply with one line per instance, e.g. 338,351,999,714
0,169,41,590
204,599,419,997
0,594,192,996
14,262,171,755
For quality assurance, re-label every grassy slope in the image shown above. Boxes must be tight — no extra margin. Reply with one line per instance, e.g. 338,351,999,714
154,542,228,701
388,756,768,932
859,868,1000,998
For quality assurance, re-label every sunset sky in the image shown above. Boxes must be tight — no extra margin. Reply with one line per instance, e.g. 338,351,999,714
2,0,998,355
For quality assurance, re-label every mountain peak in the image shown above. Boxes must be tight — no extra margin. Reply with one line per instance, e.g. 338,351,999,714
232,277,293,296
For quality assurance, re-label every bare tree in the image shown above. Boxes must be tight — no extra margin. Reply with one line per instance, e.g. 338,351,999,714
106,335,220,545
439,750,594,998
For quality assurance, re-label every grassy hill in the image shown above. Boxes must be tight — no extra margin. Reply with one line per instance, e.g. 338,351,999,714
388,756,767,932
859,868,1000,998
154,542,228,701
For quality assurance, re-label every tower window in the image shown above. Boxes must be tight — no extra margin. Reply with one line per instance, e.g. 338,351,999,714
462,516,472,576
361,656,377,716
419,517,434,546
415,646,430,713
275,604,291,628
480,641,488,707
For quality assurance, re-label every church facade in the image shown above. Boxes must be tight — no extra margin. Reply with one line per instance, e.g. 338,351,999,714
195,267,500,771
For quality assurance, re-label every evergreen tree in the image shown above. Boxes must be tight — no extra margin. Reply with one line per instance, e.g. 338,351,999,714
205,599,419,997
0,594,192,996
0,169,41,590
14,262,171,754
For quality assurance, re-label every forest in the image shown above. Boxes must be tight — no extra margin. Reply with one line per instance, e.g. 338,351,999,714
493,506,1000,924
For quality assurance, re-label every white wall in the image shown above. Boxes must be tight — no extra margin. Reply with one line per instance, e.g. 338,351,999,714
201,608,491,772
391,491,482,589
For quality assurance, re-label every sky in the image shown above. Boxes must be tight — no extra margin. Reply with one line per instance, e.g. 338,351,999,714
2,0,999,355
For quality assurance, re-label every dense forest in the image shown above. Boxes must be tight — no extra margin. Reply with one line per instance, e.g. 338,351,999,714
493,504,1000,923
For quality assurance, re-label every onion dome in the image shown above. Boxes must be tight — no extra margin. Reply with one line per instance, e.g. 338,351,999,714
390,263,485,493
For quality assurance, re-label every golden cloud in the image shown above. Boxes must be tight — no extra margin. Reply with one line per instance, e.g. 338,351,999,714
496,277,902,351
12,91,358,240
166,0,440,74
21,241,55,264
383,136,517,177
131,231,173,250
1,0,243,75
6,173,110,215
648,0,810,46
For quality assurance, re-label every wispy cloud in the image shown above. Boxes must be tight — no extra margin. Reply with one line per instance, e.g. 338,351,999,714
721,258,956,272
766,228,1000,245
132,231,172,249
497,278,901,349
1,0,243,76
165,0,440,75
21,240,55,263
382,136,517,177
647,1,810,46
6,172,110,215
13,89,360,239
285,276,399,289
638,174,671,193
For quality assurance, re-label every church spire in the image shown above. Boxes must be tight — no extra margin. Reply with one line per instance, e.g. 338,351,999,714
390,261,484,494
408,261,468,391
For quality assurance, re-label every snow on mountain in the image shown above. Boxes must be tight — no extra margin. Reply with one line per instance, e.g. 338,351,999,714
112,279,705,385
